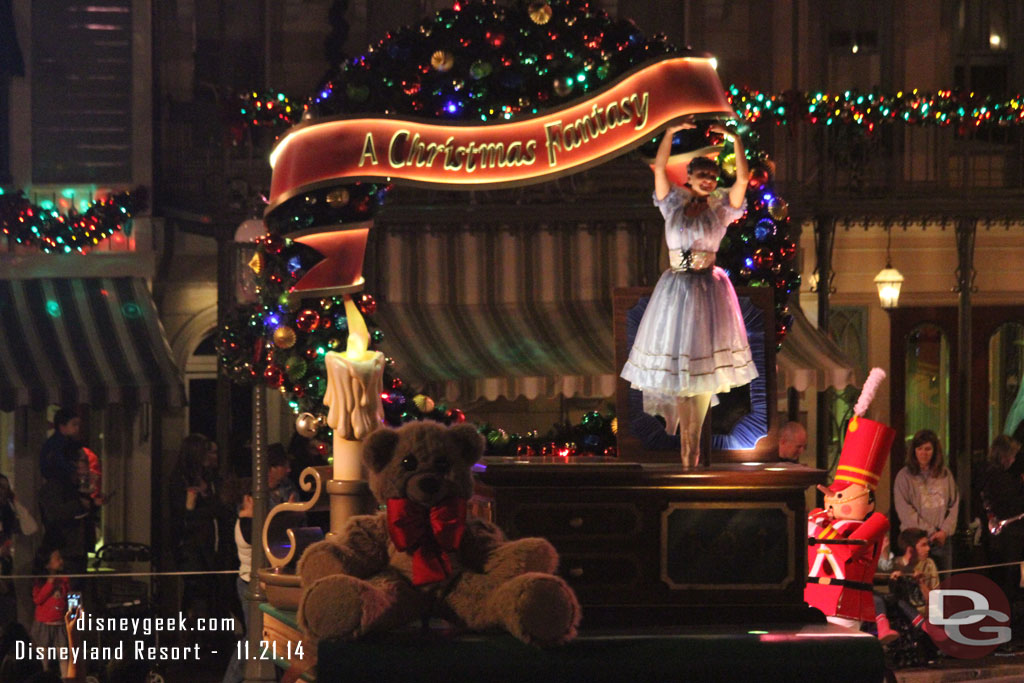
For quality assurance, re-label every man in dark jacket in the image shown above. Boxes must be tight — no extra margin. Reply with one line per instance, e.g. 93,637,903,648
38,445,96,577
39,408,82,483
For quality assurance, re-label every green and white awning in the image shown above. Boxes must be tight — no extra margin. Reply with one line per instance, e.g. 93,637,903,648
374,224,648,402
0,277,184,410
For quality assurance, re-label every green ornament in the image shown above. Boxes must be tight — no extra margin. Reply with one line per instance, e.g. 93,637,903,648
285,355,308,381
581,411,604,432
469,60,493,80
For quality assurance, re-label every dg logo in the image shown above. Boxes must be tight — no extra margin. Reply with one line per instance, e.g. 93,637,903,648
928,573,1012,658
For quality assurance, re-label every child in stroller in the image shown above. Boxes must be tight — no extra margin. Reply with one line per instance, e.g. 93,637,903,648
873,528,949,663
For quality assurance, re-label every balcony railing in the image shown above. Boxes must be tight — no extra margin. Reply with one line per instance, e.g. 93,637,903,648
767,122,1024,214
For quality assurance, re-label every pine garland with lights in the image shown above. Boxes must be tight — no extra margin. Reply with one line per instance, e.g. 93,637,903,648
729,85,1024,133
0,187,147,253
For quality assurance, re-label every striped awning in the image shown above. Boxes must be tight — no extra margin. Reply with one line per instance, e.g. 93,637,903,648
375,224,649,402
777,305,856,393
0,277,185,410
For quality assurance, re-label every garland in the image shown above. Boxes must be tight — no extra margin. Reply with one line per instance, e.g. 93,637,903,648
0,187,148,254
729,85,1024,132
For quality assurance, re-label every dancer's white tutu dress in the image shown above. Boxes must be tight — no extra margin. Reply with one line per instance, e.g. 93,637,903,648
621,185,758,434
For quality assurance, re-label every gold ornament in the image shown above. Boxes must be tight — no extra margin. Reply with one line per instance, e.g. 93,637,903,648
326,188,350,207
412,394,435,413
431,50,454,72
768,197,789,220
610,417,618,435
719,152,737,177
248,251,264,275
295,412,320,438
529,2,553,25
273,325,297,349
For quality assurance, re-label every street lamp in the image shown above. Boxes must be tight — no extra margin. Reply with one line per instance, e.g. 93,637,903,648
233,217,265,305
874,265,904,310
874,225,904,310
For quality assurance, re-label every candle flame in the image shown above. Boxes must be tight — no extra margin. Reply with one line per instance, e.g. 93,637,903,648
344,296,369,357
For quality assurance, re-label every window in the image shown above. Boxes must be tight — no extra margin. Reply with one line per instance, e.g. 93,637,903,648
954,0,1013,95
905,323,951,452
825,0,883,89
31,1,132,184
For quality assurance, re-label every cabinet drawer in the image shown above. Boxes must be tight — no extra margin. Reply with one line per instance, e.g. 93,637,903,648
510,503,641,539
559,553,641,588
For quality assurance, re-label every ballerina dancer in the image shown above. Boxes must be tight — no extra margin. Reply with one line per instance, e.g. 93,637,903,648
621,119,756,467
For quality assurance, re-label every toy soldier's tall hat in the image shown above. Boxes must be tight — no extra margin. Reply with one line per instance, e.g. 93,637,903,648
831,368,895,492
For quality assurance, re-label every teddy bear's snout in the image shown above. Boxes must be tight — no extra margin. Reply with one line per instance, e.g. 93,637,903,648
407,473,447,505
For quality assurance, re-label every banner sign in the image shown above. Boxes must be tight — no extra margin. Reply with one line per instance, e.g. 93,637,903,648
267,57,733,212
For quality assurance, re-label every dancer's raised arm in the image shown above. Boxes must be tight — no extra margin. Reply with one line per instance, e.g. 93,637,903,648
710,123,749,209
653,121,694,201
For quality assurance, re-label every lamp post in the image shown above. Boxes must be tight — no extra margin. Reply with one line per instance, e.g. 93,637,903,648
233,216,277,682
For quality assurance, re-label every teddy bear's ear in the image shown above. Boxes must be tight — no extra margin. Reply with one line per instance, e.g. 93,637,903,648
363,428,400,473
448,423,486,465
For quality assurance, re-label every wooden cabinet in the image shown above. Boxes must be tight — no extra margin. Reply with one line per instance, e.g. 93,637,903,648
473,459,827,627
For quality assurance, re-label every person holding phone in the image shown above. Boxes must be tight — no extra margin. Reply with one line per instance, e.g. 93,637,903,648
30,545,70,677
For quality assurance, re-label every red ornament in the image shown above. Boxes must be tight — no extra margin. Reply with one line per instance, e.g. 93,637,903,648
303,347,318,360
748,166,771,189
752,247,774,270
263,233,285,254
295,309,321,333
446,408,466,424
357,293,377,315
603,446,618,458
316,441,329,457
779,240,797,260
391,377,404,391
263,364,285,388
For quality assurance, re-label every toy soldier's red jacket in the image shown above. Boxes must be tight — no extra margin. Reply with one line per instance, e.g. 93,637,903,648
806,509,889,622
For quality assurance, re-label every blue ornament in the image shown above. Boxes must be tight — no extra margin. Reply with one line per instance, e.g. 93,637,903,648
754,218,776,242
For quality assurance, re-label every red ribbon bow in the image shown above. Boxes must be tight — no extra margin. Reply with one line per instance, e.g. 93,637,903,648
386,497,467,585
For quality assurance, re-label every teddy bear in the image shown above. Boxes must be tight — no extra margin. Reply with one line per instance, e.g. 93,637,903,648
296,421,581,645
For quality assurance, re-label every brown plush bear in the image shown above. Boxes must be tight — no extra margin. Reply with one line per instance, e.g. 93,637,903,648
296,421,581,645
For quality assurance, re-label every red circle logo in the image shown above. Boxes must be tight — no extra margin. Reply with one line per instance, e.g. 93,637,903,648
929,573,1011,659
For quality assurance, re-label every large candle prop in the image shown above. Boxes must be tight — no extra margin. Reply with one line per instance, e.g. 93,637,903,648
323,296,385,481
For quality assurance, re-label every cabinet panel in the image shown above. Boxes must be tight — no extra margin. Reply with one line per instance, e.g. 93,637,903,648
559,553,642,588
510,503,642,539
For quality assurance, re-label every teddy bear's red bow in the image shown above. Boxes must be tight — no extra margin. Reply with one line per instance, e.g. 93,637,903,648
386,497,467,585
